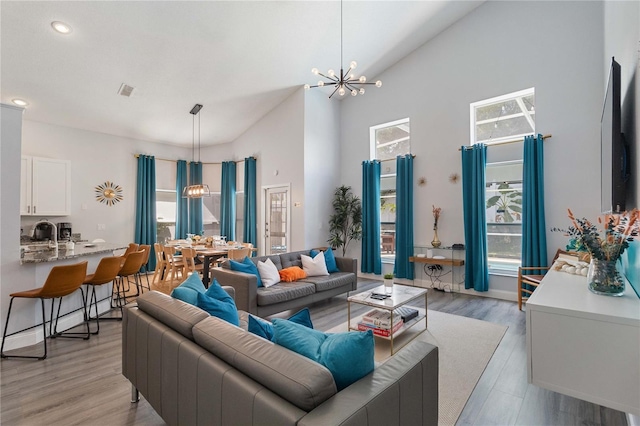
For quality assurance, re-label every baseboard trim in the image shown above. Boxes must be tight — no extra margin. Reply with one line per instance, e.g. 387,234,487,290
2,299,112,351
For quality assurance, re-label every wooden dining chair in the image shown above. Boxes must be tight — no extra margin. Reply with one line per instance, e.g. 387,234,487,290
152,243,167,284
162,246,184,284
227,248,252,260
180,247,204,277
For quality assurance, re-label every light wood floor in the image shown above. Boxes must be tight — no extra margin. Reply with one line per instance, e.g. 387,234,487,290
0,277,628,425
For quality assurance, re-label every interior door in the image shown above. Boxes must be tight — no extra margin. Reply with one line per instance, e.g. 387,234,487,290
264,186,290,255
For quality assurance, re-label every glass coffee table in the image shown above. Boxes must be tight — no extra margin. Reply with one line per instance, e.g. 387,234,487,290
348,284,427,355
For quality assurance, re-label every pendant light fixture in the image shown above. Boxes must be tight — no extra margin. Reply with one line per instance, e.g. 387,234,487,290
182,104,211,198
304,0,381,99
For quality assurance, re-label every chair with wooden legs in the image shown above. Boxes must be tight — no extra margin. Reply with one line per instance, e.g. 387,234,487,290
180,247,204,277
113,251,146,311
162,246,183,284
214,247,252,267
152,243,167,284
82,256,123,334
518,249,579,310
136,244,152,293
1,261,88,360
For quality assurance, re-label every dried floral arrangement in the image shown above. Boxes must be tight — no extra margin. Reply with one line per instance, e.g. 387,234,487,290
552,209,638,262
432,205,442,230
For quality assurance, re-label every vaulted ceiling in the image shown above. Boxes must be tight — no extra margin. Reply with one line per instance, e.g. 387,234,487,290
1,1,483,146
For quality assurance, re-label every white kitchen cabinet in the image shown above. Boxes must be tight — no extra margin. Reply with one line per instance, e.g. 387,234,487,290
20,156,71,216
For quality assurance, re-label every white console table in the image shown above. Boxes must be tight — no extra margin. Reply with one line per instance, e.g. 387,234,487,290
526,268,640,416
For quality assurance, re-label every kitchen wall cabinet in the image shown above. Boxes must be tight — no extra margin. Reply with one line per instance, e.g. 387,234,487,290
20,156,71,216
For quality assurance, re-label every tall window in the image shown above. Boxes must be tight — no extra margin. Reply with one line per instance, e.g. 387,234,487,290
156,189,176,244
471,88,534,273
202,192,244,242
370,118,410,262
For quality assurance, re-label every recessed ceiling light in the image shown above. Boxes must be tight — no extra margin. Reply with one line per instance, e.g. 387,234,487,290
51,21,72,34
12,99,28,107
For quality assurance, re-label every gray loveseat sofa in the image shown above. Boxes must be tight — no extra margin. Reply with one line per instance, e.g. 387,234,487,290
211,250,358,317
123,291,439,426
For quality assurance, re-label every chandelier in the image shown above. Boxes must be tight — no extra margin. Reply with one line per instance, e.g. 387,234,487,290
304,0,381,99
182,104,211,198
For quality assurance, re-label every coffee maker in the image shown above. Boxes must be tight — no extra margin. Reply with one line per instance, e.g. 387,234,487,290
57,222,72,240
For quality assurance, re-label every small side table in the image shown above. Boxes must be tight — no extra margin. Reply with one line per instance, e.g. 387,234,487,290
410,246,465,291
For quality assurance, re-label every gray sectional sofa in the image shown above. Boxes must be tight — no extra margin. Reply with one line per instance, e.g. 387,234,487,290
211,250,358,317
123,291,439,426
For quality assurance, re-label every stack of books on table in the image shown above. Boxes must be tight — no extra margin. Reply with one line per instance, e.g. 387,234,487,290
358,309,404,337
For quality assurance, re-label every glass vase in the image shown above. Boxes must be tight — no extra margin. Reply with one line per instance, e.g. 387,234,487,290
587,259,625,296
431,228,441,248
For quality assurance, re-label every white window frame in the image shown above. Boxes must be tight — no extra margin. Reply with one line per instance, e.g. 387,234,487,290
370,118,410,264
470,87,535,146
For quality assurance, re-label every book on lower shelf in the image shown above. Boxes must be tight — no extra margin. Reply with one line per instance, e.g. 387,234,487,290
357,319,404,337
362,309,403,329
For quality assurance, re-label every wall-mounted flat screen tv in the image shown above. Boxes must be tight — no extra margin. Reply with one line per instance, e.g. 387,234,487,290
601,57,629,213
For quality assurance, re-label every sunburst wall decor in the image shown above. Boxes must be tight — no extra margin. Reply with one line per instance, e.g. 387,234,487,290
95,181,123,206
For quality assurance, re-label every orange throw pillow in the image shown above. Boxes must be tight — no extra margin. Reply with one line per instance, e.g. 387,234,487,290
279,266,307,282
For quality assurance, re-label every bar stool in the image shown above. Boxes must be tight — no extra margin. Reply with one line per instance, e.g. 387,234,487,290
114,251,146,309
83,256,123,333
1,261,88,360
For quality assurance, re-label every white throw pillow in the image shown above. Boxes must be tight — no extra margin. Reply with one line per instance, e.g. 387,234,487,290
301,251,329,277
257,258,281,288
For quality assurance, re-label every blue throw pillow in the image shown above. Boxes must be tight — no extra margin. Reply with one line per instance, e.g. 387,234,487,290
196,282,239,326
170,272,206,305
310,248,339,273
272,320,374,391
248,308,314,341
229,256,263,287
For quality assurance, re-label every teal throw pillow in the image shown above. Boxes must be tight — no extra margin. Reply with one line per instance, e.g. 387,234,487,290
170,272,206,305
248,308,314,341
310,248,339,273
196,281,239,326
229,256,263,287
272,320,374,390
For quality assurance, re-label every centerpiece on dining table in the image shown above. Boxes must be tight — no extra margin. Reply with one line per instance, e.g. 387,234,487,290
553,208,638,296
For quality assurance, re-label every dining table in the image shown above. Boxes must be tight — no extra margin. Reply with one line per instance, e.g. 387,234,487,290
196,248,229,288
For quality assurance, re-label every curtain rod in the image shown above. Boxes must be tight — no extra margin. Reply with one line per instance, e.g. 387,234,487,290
458,134,552,151
378,154,416,163
134,154,252,165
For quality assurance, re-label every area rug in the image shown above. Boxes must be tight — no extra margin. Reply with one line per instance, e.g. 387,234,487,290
325,310,507,426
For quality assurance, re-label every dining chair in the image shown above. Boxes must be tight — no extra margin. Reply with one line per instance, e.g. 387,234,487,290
180,247,204,277
162,246,184,284
1,261,88,360
517,249,578,310
152,243,167,284
82,256,123,333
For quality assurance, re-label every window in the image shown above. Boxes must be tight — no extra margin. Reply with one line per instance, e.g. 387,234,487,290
202,192,244,242
471,88,534,273
156,189,176,244
370,118,410,262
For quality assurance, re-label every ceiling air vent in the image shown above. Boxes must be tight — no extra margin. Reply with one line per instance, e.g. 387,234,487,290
118,83,135,97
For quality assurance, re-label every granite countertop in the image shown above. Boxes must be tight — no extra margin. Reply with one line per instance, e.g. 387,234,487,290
21,243,129,264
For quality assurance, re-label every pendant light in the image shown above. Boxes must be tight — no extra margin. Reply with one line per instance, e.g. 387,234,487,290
182,104,211,198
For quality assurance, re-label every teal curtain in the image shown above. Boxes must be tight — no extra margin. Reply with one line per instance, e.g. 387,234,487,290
393,155,414,279
175,160,189,239
135,155,156,271
243,157,257,251
188,162,203,235
522,134,548,282
462,144,489,291
221,161,236,241
361,160,381,274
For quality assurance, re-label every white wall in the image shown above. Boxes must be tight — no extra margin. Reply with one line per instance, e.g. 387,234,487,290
303,88,341,249
21,120,189,243
604,0,640,210
339,1,604,297
201,89,307,253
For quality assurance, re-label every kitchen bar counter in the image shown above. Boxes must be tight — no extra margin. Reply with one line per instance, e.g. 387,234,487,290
21,243,128,264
